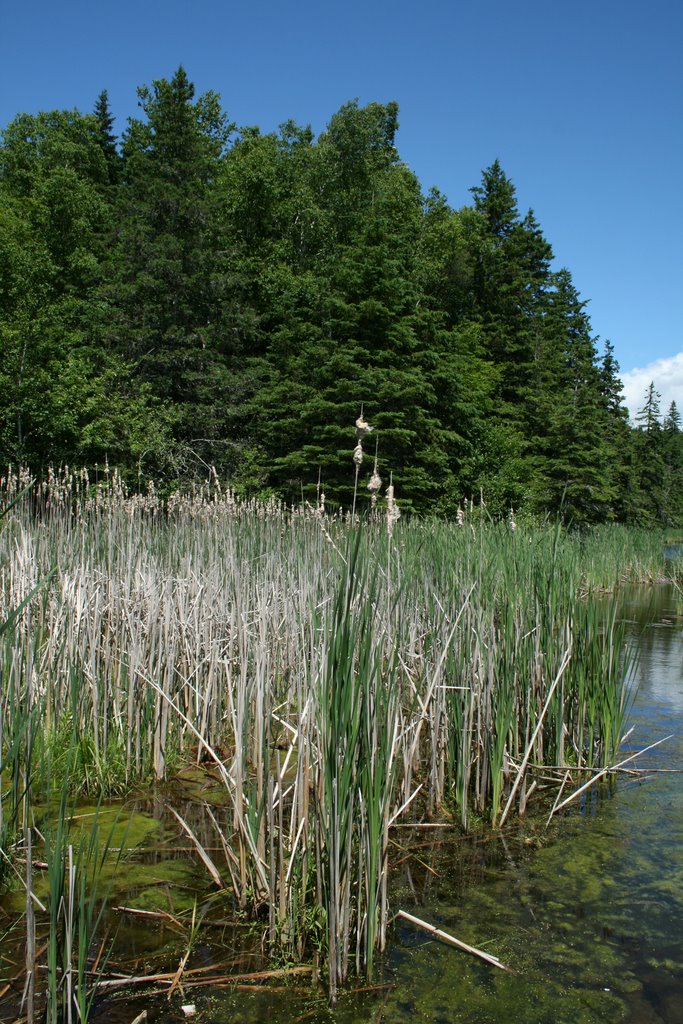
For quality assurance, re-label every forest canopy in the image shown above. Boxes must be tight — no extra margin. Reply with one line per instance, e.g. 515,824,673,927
0,67,680,525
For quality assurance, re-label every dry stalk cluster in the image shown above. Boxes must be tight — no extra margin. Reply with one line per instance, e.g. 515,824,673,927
0,466,646,1003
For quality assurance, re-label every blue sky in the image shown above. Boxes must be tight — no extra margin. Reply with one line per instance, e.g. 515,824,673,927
2,0,681,418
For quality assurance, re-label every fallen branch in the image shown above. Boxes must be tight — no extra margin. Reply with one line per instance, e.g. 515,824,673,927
396,910,513,972
112,907,187,931
168,903,196,999
167,806,226,890
95,964,313,992
390,822,455,829
548,734,674,820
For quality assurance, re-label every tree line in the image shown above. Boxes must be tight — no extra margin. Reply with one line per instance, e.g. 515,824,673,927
1,67,680,525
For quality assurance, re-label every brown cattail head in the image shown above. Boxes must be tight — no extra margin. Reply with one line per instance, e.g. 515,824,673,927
367,467,382,494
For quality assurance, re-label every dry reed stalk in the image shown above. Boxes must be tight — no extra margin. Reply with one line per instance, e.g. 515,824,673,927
548,733,673,819
112,908,187,931
95,965,313,991
499,645,573,827
396,910,512,972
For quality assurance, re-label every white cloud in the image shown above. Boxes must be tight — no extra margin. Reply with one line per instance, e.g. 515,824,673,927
620,352,683,423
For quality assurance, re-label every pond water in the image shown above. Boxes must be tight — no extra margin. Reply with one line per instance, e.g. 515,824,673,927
369,583,683,1024
1,584,681,1024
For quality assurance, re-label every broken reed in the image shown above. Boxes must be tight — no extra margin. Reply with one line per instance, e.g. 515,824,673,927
0,467,661,995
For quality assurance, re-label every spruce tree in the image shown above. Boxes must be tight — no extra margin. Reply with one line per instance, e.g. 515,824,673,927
598,341,634,521
662,401,683,525
632,383,666,523
467,162,554,509
93,89,119,182
106,67,235,477
527,270,611,523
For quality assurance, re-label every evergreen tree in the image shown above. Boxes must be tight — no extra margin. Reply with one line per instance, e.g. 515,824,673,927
470,159,517,240
105,67,235,476
533,271,616,523
662,401,683,525
467,162,554,508
93,89,120,182
632,383,666,523
598,340,634,521
635,381,662,433
470,166,553,392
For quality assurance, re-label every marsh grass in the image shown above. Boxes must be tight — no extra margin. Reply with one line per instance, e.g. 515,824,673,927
0,466,667,1001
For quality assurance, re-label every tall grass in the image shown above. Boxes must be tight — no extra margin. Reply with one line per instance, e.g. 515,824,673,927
1,466,665,996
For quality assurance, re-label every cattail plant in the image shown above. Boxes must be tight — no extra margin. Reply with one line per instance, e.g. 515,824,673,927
0,463,657,1006
385,474,401,538
351,411,373,520
367,439,382,511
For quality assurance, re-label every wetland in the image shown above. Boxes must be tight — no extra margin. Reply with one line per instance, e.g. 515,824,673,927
1,476,681,1022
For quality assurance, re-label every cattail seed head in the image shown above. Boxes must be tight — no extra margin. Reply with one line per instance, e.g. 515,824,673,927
367,469,382,494
355,416,373,440
386,476,401,536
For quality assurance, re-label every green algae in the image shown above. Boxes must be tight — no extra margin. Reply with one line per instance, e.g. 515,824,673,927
4,805,166,912
121,858,205,916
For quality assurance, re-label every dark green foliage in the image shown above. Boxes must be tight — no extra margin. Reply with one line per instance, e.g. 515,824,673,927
662,402,683,525
0,70,674,523
100,67,237,476
0,109,161,469
629,386,683,526
92,89,120,182
528,270,615,524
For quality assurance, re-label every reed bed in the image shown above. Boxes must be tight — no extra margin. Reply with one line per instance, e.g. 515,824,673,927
0,465,668,1008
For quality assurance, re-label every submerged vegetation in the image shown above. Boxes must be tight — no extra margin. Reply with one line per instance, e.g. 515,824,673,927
1,465,680,1018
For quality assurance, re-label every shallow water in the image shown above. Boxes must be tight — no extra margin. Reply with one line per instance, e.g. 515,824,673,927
179,584,683,1024
1,585,681,1023
370,584,683,1024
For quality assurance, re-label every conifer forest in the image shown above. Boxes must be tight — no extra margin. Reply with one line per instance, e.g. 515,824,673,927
1,67,681,524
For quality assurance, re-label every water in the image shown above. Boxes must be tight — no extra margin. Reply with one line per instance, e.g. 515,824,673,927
1,585,681,1023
